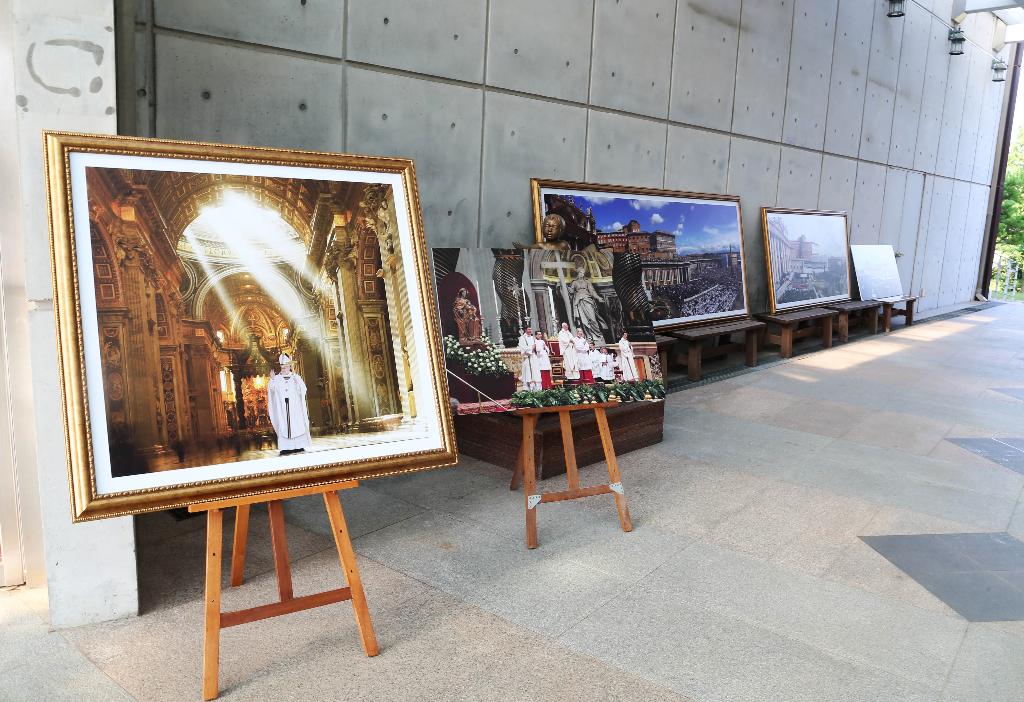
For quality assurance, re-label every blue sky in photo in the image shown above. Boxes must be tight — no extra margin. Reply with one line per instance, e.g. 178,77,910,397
567,194,742,255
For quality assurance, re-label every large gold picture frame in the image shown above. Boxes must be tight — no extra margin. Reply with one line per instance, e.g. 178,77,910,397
761,207,853,314
45,132,456,521
530,178,750,331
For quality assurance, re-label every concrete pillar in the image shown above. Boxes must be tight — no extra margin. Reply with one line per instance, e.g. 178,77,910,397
2,0,137,627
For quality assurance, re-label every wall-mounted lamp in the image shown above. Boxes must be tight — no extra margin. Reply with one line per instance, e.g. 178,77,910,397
886,0,905,18
949,27,966,56
993,58,1008,82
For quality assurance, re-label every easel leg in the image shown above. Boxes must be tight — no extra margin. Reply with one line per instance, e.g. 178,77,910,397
522,415,539,549
594,408,632,533
230,504,250,587
558,411,581,491
203,509,223,701
323,490,379,657
267,501,293,601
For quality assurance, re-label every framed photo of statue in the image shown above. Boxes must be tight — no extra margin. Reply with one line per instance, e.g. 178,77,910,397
529,179,750,334
761,208,852,313
44,131,456,521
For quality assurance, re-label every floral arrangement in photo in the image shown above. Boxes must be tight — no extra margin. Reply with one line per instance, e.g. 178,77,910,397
443,335,512,378
509,379,665,408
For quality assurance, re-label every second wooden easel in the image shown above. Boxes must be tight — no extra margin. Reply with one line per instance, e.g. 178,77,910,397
188,479,378,700
509,401,633,548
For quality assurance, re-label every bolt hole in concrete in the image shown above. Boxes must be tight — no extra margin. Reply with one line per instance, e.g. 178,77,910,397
136,87,146,97
382,113,387,121
514,48,518,54
453,34,459,40
447,210,453,216
383,16,389,24
299,102,307,111
201,90,210,100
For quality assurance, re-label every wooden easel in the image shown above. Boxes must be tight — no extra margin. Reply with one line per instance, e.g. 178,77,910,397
509,401,633,549
188,479,378,700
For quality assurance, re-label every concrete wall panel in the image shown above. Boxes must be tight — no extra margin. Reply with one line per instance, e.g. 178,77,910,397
888,4,930,169
590,0,676,119
851,162,886,244
858,0,902,163
897,171,926,291
669,0,741,129
957,183,989,300
727,138,781,313
154,34,343,151
823,0,874,157
346,0,486,82
782,0,839,150
935,47,971,178
155,0,344,57
346,68,482,247
818,155,858,213
878,167,908,249
938,180,972,307
911,175,935,298
731,0,794,141
918,176,953,311
776,147,823,210
664,125,730,195
973,58,1006,184
479,93,587,248
486,0,593,103
585,111,667,189
914,17,952,173
955,49,990,182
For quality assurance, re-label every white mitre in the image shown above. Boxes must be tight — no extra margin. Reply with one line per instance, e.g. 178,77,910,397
279,353,292,366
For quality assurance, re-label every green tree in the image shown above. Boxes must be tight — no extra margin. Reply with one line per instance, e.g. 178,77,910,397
998,127,1024,260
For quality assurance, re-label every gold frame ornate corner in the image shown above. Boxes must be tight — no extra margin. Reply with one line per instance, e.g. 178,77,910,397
43,131,456,521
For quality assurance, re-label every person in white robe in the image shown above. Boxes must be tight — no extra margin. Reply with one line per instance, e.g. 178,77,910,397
267,353,313,455
557,322,579,383
597,347,617,382
518,327,542,390
588,342,604,384
618,332,639,382
574,329,594,384
534,331,553,390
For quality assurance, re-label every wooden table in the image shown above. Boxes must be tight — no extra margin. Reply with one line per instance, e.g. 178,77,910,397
509,401,633,549
877,296,917,332
825,300,881,342
757,307,837,359
665,318,766,381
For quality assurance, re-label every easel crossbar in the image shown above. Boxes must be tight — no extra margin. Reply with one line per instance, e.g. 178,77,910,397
221,587,352,628
539,484,613,503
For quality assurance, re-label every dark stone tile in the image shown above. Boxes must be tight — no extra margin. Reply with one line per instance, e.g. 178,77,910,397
916,571,1024,622
861,534,978,576
945,533,1024,571
994,388,1024,402
862,532,1024,621
946,438,1024,475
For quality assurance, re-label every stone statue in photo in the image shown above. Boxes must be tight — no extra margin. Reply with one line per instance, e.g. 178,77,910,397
452,287,483,345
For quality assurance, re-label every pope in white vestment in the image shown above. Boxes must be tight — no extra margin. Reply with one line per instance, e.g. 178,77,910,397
518,329,542,390
574,331,594,383
557,323,579,381
267,353,313,454
618,333,639,382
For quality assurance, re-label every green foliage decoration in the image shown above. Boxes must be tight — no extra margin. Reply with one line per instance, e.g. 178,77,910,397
509,380,664,408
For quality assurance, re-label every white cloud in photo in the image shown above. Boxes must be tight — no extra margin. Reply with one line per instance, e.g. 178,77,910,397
630,199,668,211
582,195,616,205
651,213,664,225
610,221,624,231
703,226,719,235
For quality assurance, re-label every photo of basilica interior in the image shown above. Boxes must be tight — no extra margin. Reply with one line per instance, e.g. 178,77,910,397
85,166,417,476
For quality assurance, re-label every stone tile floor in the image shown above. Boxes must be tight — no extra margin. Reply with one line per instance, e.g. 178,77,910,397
4,302,1024,701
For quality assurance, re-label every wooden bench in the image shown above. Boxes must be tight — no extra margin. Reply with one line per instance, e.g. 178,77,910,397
825,300,881,342
757,307,836,359
665,318,766,381
877,296,917,332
